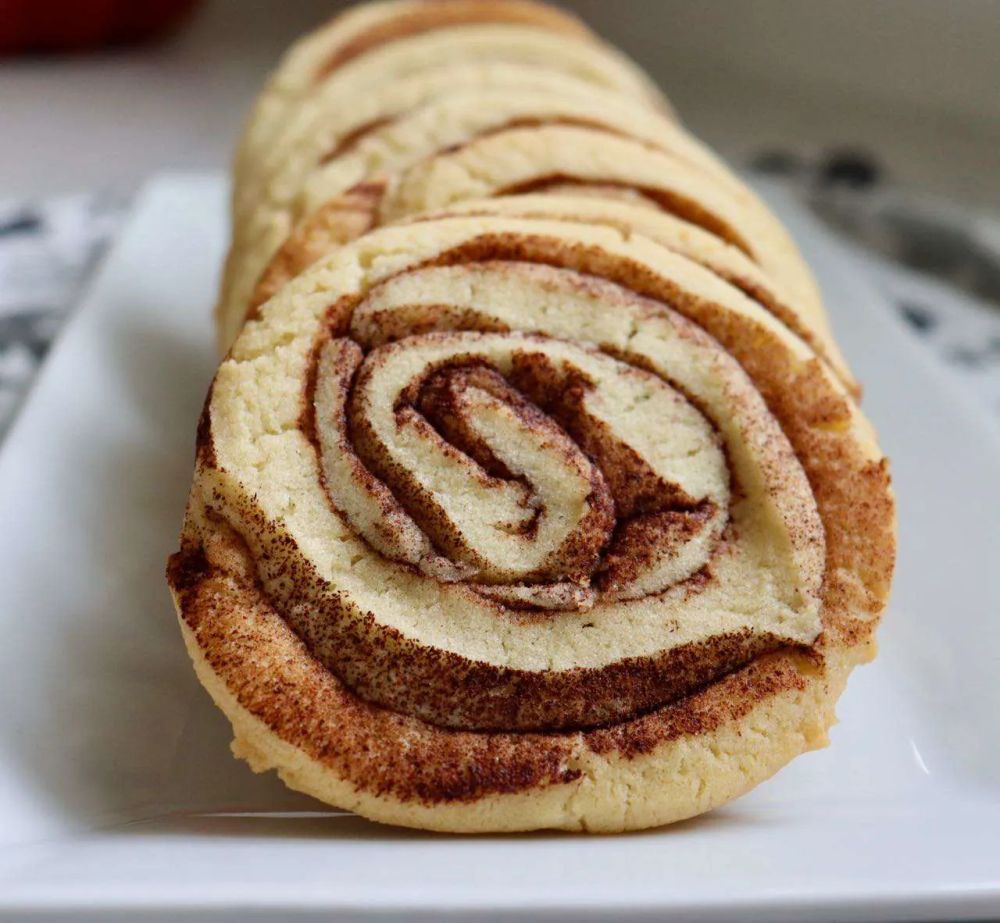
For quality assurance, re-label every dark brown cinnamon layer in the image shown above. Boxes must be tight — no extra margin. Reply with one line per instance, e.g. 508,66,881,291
249,127,848,394
193,248,839,731
316,326,729,609
168,527,813,802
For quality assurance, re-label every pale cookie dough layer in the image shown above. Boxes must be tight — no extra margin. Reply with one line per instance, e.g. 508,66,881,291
171,540,864,834
381,125,823,328
234,3,663,210
227,127,829,381
238,1,583,172
222,64,678,346
418,195,857,393
223,77,725,345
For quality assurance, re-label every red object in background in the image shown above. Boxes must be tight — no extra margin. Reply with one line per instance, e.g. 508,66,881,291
0,0,202,54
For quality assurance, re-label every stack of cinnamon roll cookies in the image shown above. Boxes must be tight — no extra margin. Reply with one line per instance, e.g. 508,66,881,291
168,0,895,833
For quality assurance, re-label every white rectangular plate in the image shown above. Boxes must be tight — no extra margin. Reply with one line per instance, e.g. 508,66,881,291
0,175,997,922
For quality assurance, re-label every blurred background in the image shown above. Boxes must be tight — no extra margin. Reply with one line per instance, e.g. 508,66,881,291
2,0,998,202
1,0,999,434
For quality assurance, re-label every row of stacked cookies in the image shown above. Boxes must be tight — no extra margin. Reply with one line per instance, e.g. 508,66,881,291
217,0,845,378
171,0,895,833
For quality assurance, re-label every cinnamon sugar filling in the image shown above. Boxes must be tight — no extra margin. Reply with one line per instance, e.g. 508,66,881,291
204,255,827,731
315,330,728,607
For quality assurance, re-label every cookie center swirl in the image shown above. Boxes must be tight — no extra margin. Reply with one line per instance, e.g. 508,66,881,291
255,255,829,731
317,329,729,610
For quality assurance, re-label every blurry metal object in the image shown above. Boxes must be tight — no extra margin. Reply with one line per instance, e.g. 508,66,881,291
0,0,202,54
753,147,1000,308
753,148,1000,417
808,184,1000,309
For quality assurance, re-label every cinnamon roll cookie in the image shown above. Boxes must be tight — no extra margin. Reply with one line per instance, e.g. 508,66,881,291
221,82,709,349
223,119,832,350
169,215,895,832
233,0,660,191
223,110,835,391
220,0,668,345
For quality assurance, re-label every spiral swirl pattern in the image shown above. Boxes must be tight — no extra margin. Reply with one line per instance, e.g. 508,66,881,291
319,327,729,603
176,212,895,741
293,253,830,733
